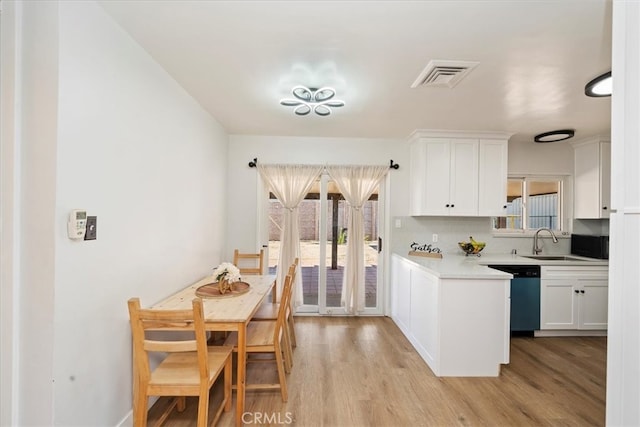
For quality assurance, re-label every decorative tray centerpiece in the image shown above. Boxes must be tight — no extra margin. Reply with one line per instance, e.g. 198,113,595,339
458,236,486,256
196,262,249,298
195,281,250,298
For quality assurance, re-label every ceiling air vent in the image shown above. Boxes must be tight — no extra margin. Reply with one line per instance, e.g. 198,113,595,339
411,60,479,88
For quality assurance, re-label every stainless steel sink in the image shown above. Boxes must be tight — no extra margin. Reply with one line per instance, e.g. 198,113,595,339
521,255,588,261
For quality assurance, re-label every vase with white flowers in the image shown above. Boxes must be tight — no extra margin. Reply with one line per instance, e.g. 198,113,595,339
212,262,241,294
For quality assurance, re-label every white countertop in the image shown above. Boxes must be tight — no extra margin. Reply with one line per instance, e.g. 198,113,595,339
475,253,609,267
396,252,608,280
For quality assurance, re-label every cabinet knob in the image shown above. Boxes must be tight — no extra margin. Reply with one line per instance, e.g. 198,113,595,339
445,204,450,207
580,290,585,294
574,290,580,294
603,206,608,210
451,204,455,208
503,205,507,209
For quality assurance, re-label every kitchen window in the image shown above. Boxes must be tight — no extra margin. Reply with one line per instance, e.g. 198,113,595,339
493,176,565,233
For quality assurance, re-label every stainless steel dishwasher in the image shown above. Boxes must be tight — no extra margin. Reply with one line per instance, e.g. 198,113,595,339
488,265,541,334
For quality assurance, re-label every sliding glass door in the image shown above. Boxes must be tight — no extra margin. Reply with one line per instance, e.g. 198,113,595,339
267,173,384,315
319,175,382,314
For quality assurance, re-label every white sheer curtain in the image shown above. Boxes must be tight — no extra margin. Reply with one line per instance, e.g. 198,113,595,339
258,164,323,307
326,165,389,314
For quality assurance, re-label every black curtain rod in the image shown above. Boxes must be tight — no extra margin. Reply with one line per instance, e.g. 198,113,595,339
248,158,400,169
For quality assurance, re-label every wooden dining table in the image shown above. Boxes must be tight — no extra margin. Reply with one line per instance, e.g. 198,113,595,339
152,273,276,427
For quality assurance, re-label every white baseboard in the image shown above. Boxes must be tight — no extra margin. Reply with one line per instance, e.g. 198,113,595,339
115,396,159,427
115,410,132,427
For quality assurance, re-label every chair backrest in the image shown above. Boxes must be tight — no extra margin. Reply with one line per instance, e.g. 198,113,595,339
287,261,297,282
286,258,299,307
233,249,264,275
274,274,293,342
128,298,209,384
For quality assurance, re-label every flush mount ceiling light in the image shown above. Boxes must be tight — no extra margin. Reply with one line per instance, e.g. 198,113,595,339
585,71,612,97
534,129,575,143
280,86,345,116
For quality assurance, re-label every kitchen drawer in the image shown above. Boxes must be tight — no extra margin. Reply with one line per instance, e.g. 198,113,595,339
541,266,608,280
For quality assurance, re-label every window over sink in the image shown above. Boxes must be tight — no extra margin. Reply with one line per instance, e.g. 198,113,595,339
493,176,567,234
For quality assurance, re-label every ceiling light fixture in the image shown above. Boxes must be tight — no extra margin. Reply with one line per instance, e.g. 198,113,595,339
534,129,575,143
585,71,612,97
280,86,345,116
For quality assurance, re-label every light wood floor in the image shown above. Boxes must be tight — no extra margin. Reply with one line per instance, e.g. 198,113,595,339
147,317,606,426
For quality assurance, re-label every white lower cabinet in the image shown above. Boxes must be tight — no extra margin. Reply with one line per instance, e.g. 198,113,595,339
408,267,439,368
540,279,578,329
390,254,510,377
580,280,609,328
391,255,412,334
540,266,608,331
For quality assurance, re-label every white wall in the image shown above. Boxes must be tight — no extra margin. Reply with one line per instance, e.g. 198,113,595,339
14,1,60,424
226,135,408,257
0,1,19,423
607,2,640,424
1,1,229,425
508,139,574,175
227,134,580,260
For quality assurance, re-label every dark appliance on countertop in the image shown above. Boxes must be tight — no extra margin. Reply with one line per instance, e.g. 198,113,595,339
571,234,609,259
488,265,541,335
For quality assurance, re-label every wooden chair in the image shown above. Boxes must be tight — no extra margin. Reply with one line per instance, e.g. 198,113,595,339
252,259,299,371
128,298,233,427
233,249,264,275
223,274,293,402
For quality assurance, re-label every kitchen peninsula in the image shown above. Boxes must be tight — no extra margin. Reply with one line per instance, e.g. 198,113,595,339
391,253,512,377
391,251,609,378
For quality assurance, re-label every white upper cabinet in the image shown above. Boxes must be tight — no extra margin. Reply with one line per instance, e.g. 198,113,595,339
412,137,478,216
572,137,611,219
478,139,509,217
409,131,510,217
449,139,479,215
409,139,429,215
423,138,451,215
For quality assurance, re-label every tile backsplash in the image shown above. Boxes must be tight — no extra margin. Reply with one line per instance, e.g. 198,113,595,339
390,216,571,256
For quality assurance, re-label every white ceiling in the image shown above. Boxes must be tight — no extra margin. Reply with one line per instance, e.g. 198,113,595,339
99,0,612,143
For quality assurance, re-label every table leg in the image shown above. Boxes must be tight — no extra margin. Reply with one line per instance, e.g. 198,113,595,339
236,322,246,427
272,282,277,303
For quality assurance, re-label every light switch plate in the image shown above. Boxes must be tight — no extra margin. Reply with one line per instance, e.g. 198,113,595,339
84,216,97,240
395,219,402,228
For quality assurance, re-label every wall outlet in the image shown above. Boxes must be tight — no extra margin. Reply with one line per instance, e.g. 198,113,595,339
432,233,438,243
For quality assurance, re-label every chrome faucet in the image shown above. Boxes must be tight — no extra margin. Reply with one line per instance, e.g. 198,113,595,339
533,228,558,255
